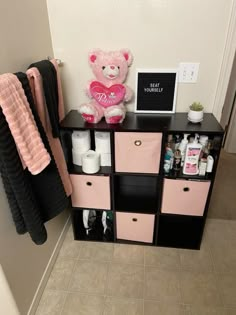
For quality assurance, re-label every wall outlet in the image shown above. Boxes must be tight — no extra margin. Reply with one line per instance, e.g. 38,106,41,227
178,62,200,83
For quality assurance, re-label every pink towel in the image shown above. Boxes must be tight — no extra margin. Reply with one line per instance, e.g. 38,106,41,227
26,67,72,197
0,73,51,175
50,59,65,121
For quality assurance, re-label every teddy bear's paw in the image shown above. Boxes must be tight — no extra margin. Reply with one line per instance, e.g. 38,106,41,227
105,107,125,124
106,115,123,124
78,104,97,123
82,113,95,123
79,104,95,115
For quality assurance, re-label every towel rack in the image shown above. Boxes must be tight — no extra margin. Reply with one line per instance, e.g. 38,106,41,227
47,56,62,66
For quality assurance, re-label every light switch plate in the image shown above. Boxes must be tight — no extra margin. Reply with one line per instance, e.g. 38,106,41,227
178,62,200,83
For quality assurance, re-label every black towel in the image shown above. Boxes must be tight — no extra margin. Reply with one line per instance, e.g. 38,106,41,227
28,60,60,138
15,72,69,222
0,73,69,244
0,107,48,244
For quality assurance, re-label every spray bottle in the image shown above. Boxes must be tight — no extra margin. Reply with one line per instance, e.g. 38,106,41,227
183,134,202,175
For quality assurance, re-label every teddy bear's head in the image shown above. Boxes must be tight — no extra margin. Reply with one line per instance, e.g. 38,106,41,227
88,49,133,86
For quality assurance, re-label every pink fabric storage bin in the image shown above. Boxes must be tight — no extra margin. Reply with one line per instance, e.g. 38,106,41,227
161,179,211,216
115,132,162,173
70,174,110,209
116,212,155,243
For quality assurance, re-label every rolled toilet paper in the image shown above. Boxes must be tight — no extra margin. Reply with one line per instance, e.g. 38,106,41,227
100,153,111,166
206,155,214,172
95,131,111,153
72,130,90,152
82,150,100,174
72,148,84,166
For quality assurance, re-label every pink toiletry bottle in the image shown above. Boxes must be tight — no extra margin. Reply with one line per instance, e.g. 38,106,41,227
183,134,202,175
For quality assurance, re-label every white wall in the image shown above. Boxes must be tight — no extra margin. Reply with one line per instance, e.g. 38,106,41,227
0,1,69,314
0,1,53,73
46,0,233,114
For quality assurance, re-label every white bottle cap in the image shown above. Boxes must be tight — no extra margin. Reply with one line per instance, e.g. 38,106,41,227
199,135,208,145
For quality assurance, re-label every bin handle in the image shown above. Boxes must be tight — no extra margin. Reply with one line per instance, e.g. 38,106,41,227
134,140,142,146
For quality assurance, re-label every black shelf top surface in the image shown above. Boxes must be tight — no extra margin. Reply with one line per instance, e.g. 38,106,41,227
69,164,112,176
164,169,213,181
114,171,160,177
72,207,114,212
115,208,158,215
60,110,224,134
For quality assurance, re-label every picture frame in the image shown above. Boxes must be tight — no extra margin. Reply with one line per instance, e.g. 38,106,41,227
135,68,178,113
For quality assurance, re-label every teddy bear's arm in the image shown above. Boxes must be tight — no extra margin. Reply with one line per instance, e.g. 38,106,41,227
85,80,96,99
123,85,133,103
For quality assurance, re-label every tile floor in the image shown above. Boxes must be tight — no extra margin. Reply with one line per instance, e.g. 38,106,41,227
36,218,236,315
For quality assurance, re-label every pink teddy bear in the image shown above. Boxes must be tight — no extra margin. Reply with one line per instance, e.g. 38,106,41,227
78,49,133,124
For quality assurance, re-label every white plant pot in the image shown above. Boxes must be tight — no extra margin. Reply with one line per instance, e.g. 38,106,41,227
188,109,204,123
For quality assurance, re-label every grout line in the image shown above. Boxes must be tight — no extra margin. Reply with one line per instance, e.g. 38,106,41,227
143,256,146,301
142,246,145,314
103,259,112,297
100,297,106,315
65,258,79,292
54,289,107,297
44,288,108,296
144,264,181,272
58,291,68,315
103,295,145,301
143,245,146,266
71,257,146,266
143,260,145,313
75,239,84,260
178,269,184,305
205,239,217,275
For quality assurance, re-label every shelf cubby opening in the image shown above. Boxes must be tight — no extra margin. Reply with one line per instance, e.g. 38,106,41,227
72,209,114,242
114,175,160,213
65,129,112,175
157,214,204,249
163,132,223,181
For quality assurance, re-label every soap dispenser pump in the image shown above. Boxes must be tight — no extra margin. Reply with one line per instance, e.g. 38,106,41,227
183,134,202,175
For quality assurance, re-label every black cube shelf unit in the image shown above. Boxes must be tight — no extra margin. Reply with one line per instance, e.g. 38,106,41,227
60,110,224,249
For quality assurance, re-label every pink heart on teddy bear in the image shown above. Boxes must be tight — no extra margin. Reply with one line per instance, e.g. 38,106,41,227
90,81,126,108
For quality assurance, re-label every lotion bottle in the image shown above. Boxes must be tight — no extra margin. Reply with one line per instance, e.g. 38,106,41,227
178,133,190,166
183,134,202,175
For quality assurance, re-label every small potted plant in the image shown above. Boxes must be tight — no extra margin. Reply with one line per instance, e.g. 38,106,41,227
188,102,204,123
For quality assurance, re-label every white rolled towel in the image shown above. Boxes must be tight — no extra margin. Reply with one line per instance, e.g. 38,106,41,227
72,148,84,166
95,131,111,153
82,150,100,174
72,130,90,152
0,264,20,315
100,153,111,166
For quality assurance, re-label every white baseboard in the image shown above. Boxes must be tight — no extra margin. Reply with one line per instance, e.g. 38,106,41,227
27,215,71,315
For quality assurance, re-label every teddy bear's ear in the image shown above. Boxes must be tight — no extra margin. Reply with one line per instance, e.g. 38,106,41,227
88,49,102,64
121,49,133,66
